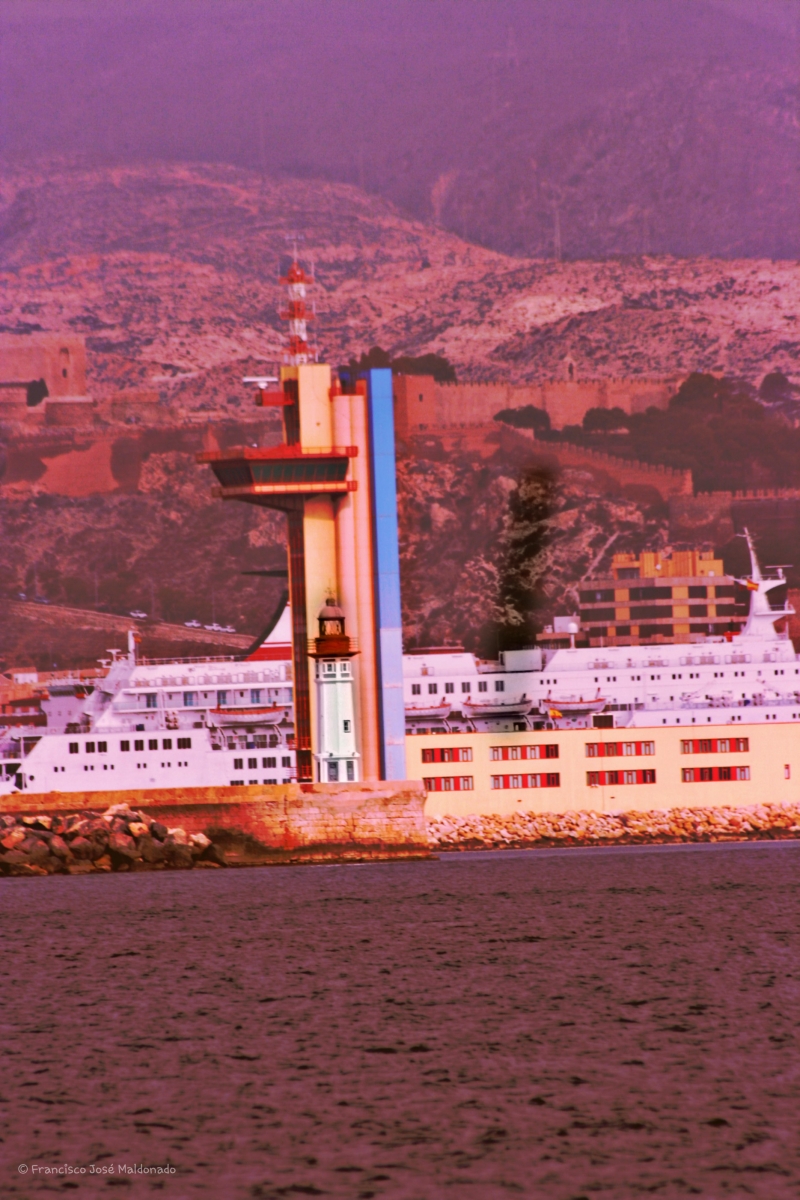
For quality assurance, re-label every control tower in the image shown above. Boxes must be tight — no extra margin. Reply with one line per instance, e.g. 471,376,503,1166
197,260,404,784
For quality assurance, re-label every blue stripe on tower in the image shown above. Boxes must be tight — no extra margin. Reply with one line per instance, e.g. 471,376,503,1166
365,368,406,780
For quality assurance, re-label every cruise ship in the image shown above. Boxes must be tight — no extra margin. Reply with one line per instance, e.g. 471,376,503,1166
0,606,297,795
404,534,798,735
1,534,796,795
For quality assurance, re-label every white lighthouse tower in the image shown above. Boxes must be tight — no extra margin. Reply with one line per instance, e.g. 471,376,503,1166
312,599,360,783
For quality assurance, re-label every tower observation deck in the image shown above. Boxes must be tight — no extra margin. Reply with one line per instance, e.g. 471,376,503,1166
197,260,404,784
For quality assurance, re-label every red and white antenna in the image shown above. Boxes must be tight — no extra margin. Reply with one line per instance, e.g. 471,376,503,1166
280,234,316,365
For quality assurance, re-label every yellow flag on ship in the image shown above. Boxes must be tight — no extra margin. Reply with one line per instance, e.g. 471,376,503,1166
744,578,759,591
548,708,563,718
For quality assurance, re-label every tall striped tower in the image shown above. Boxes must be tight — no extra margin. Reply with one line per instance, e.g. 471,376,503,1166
197,259,405,783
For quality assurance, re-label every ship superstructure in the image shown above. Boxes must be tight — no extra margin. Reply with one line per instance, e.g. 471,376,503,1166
403,532,798,734
0,617,296,795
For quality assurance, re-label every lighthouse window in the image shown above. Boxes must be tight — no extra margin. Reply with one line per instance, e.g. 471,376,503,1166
145,694,157,709
428,683,438,695
328,762,339,782
347,761,355,781
250,689,261,704
343,719,351,732
184,692,196,707
411,684,421,695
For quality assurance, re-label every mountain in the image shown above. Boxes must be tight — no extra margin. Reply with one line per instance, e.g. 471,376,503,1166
1,162,798,392
1,1,797,259
1,161,798,668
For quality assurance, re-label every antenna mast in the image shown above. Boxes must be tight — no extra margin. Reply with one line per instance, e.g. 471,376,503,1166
280,234,316,365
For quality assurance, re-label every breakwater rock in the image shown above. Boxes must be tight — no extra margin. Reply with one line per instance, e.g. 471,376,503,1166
429,802,800,850
0,781,430,871
0,803,226,876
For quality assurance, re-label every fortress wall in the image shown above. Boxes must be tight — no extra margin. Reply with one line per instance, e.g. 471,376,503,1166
0,333,88,399
394,374,681,436
526,436,694,499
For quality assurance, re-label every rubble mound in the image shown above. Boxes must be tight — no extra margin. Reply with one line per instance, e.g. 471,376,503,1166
428,802,800,850
0,803,227,877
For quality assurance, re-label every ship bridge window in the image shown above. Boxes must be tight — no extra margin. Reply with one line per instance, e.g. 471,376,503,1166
177,737,191,750
217,690,228,706
495,681,505,692
145,694,157,709
411,684,421,695
462,681,471,693
163,738,172,750
85,741,95,753
134,739,144,752
98,741,107,753
445,683,454,694
69,742,78,754
478,681,488,693
120,740,130,752
184,692,196,707
428,683,438,695
251,689,262,704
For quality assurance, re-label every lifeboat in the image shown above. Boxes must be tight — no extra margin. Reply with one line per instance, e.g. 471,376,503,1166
405,698,452,720
537,692,606,716
207,705,289,727
462,695,533,718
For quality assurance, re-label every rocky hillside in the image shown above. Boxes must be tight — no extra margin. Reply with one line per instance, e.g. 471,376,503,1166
1,163,798,390
1,163,797,667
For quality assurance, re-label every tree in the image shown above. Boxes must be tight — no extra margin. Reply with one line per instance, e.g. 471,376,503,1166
582,405,629,432
493,405,550,433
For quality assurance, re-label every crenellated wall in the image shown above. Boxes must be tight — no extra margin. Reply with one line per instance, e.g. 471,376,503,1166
394,374,682,438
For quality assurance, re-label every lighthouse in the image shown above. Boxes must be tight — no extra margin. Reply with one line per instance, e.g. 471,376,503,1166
198,252,405,783
312,598,359,783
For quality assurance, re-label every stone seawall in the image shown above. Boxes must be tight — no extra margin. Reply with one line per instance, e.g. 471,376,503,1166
0,781,430,865
429,801,800,850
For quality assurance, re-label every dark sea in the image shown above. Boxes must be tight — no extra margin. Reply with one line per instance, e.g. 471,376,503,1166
2,843,799,1199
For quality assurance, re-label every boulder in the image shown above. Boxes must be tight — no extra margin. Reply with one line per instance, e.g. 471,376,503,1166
26,841,52,867
67,861,95,875
127,821,149,838
103,803,134,819
189,832,211,855
138,834,165,864
166,827,190,846
0,828,27,851
164,842,194,870
47,835,72,862
2,850,31,867
109,832,140,861
69,837,95,860
150,821,168,841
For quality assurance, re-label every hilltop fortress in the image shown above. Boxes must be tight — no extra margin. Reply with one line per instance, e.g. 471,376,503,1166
393,367,681,438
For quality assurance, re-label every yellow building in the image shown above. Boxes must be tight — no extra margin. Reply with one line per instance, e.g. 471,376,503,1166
578,549,749,646
408,724,797,817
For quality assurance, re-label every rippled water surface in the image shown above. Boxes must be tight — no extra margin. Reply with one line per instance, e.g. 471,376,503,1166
3,843,799,1199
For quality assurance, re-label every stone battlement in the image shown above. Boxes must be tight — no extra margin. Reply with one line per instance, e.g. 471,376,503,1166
394,374,682,438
